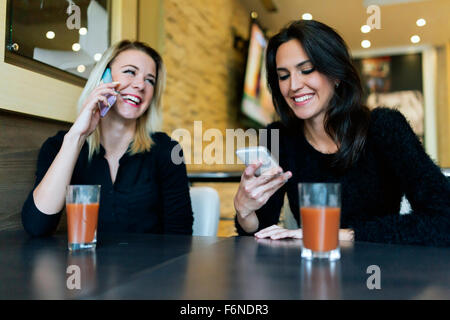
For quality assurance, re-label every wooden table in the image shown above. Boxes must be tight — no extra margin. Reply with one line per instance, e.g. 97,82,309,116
1,230,449,301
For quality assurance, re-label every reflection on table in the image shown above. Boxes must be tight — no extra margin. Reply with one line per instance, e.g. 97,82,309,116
0,230,449,300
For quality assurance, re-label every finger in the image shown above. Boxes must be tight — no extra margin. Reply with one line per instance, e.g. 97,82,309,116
245,184,275,208
92,87,119,97
339,229,355,241
241,171,292,217
242,161,263,180
89,87,119,103
270,230,291,240
259,165,283,178
251,171,292,197
264,170,291,190
97,81,121,89
264,165,283,175
85,97,108,115
252,166,284,187
82,91,116,113
245,167,286,193
96,96,109,108
254,224,280,237
256,167,292,185
258,227,289,239
254,225,283,238
106,81,121,91
271,229,302,239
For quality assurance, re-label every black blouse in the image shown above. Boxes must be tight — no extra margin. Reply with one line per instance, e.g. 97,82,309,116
235,108,450,246
22,131,193,236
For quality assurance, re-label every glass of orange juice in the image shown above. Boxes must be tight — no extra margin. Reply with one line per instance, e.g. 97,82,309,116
298,183,341,261
66,185,100,251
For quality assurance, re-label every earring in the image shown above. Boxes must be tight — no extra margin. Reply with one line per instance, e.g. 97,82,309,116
335,82,340,88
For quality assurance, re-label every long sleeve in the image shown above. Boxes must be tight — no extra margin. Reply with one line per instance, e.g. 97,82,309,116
156,133,193,235
21,131,66,236
351,108,450,246
235,122,288,236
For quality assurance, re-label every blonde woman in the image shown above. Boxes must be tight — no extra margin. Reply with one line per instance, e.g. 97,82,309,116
22,40,193,235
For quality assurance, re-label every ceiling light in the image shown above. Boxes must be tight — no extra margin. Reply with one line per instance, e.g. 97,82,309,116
410,35,420,43
46,31,55,39
302,13,313,20
94,53,102,62
79,27,88,35
77,65,86,73
361,40,371,48
72,43,81,52
361,25,371,33
416,19,426,27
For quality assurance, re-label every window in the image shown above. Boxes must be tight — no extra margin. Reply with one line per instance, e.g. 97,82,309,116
5,0,110,86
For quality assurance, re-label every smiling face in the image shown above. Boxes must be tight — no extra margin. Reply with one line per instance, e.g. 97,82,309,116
276,39,336,125
109,49,157,120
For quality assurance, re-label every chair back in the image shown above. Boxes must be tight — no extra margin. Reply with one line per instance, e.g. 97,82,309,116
190,187,220,236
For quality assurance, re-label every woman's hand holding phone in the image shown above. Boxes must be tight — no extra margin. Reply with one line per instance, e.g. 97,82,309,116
68,82,120,141
234,161,292,220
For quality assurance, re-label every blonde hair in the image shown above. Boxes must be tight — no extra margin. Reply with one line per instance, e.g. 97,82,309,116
77,40,166,160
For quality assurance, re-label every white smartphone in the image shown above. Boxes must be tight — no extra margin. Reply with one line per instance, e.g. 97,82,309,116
236,146,279,176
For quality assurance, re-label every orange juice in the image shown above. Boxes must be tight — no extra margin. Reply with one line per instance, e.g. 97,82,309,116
300,207,340,252
66,203,99,244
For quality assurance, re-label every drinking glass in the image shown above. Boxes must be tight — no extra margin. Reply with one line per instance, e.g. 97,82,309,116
298,183,341,261
66,185,100,251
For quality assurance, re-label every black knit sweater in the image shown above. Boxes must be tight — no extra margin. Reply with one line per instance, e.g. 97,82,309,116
235,108,450,246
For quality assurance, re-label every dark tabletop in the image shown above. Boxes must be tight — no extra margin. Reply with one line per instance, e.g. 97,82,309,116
1,230,449,300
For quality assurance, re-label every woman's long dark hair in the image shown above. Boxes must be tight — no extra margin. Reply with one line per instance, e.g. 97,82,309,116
266,20,371,171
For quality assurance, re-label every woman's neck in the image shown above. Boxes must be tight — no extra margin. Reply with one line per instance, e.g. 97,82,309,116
303,118,338,154
100,113,136,158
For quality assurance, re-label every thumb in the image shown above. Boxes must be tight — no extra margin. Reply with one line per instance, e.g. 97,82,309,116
243,161,263,179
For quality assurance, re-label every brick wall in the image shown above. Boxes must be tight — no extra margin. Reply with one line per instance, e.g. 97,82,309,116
160,0,253,236
162,0,252,173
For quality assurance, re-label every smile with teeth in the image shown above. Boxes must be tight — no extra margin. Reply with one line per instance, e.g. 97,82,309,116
121,94,142,106
294,94,314,103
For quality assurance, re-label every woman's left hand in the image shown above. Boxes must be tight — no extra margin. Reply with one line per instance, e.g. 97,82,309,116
255,225,303,239
254,225,355,241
